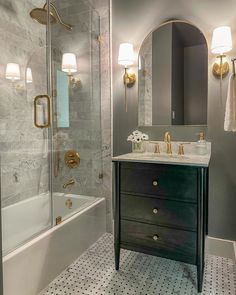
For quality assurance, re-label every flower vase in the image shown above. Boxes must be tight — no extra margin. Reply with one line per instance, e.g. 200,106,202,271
132,141,145,153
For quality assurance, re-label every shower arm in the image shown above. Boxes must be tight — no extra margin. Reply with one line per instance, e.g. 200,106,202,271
43,3,72,31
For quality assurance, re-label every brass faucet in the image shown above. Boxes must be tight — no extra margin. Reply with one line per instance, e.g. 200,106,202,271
164,132,171,142
63,179,75,189
164,132,172,154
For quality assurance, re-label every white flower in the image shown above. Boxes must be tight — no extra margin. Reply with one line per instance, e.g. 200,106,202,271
127,135,135,142
133,130,142,136
127,130,149,143
142,133,149,141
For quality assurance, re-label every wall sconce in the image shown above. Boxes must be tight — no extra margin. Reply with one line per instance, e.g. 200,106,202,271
26,67,33,83
5,63,25,93
211,26,232,78
118,43,136,112
118,43,136,87
6,63,21,81
61,53,80,88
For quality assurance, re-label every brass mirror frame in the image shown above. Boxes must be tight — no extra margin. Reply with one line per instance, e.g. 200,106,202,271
138,19,208,127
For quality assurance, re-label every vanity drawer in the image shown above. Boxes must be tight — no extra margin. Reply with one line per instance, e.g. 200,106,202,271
120,194,197,231
120,220,196,264
120,162,197,202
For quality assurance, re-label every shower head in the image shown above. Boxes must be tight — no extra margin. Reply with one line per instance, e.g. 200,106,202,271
30,3,72,31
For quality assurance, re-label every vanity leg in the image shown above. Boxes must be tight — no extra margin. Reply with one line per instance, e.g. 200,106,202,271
115,243,120,270
197,168,205,293
114,162,120,271
197,263,204,293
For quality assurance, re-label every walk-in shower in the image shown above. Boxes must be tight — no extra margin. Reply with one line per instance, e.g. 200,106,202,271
1,0,105,294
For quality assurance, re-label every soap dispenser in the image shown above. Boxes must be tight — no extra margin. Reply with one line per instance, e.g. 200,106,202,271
196,132,207,155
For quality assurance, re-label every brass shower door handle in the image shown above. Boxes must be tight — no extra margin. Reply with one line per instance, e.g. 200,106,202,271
34,94,51,128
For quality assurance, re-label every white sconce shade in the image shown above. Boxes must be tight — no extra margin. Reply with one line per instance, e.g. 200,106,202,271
118,43,135,67
62,53,77,74
6,63,21,81
211,26,232,54
26,67,33,83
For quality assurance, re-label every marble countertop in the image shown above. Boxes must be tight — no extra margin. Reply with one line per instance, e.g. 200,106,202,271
112,152,211,167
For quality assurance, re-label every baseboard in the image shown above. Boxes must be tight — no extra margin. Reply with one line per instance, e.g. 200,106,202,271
206,236,236,261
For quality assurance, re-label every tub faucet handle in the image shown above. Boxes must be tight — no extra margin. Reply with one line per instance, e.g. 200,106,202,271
63,179,75,189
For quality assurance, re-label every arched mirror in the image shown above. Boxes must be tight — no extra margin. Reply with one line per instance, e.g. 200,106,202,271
138,20,208,126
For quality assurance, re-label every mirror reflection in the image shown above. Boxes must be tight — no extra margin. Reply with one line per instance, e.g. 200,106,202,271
138,21,208,126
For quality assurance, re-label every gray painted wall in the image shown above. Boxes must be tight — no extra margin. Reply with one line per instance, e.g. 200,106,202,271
184,44,208,125
112,0,236,240
172,24,184,125
152,25,172,125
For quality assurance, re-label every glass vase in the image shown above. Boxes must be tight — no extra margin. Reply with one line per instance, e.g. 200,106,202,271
132,141,145,153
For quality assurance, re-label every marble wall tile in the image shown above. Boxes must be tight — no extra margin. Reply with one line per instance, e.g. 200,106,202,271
0,0,49,207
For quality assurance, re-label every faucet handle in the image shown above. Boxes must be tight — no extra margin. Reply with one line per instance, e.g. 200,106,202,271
178,144,184,155
154,143,160,154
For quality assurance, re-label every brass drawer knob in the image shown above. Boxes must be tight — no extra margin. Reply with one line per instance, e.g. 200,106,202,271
152,180,158,186
153,208,158,214
152,234,159,241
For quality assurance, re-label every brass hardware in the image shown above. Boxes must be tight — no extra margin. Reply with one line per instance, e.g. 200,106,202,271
212,55,229,78
154,143,160,154
65,199,73,209
164,132,171,142
166,142,172,154
152,180,158,186
56,216,62,225
30,3,72,30
152,234,160,241
97,35,103,43
153,208,158,214
34,94,51,128
199,132,205,141
64,150,80,168
164,132,172,154
63,179,75,189
123,68,136,88
232,58,236,76
178,144,184,155
69,75,81,89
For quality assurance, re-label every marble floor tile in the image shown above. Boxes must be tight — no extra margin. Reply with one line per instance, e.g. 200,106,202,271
40,233,236,295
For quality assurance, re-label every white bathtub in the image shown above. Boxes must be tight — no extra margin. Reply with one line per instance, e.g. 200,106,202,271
3,194,106,295
2,193,51,256
53,192,98,225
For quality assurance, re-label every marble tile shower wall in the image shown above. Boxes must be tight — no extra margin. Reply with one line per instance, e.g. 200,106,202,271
52,0,112,231
0,0,49,208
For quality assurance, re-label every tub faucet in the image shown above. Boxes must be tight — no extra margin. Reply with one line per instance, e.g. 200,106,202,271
63,179,75,189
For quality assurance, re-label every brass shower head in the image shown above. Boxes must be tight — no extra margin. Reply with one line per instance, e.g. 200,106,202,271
29,3,72,31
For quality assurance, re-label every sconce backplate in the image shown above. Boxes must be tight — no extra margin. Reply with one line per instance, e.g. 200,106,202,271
64,150,80,168
212,61,229,78
123,72,136,87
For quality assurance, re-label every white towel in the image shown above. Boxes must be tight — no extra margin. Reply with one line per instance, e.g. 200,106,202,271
224,73,236,131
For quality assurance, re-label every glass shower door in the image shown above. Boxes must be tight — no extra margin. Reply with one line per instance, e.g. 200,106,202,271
0,0,52,255
50,0,102,224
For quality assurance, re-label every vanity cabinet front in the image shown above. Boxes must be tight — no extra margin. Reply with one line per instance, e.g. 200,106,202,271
113,161,208,293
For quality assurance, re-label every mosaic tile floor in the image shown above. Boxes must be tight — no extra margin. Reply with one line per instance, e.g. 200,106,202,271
40,233,236,295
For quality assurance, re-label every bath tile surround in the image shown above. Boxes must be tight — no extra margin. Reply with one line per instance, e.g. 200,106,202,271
40,233,236,295
0,0,48,208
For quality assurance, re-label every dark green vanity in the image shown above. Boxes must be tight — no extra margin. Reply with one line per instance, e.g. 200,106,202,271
113,158,209,293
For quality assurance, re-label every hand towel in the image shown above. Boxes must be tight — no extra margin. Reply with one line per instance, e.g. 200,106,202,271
224,73,236,131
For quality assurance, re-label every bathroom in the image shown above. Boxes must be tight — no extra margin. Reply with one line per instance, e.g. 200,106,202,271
0,0,235,294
